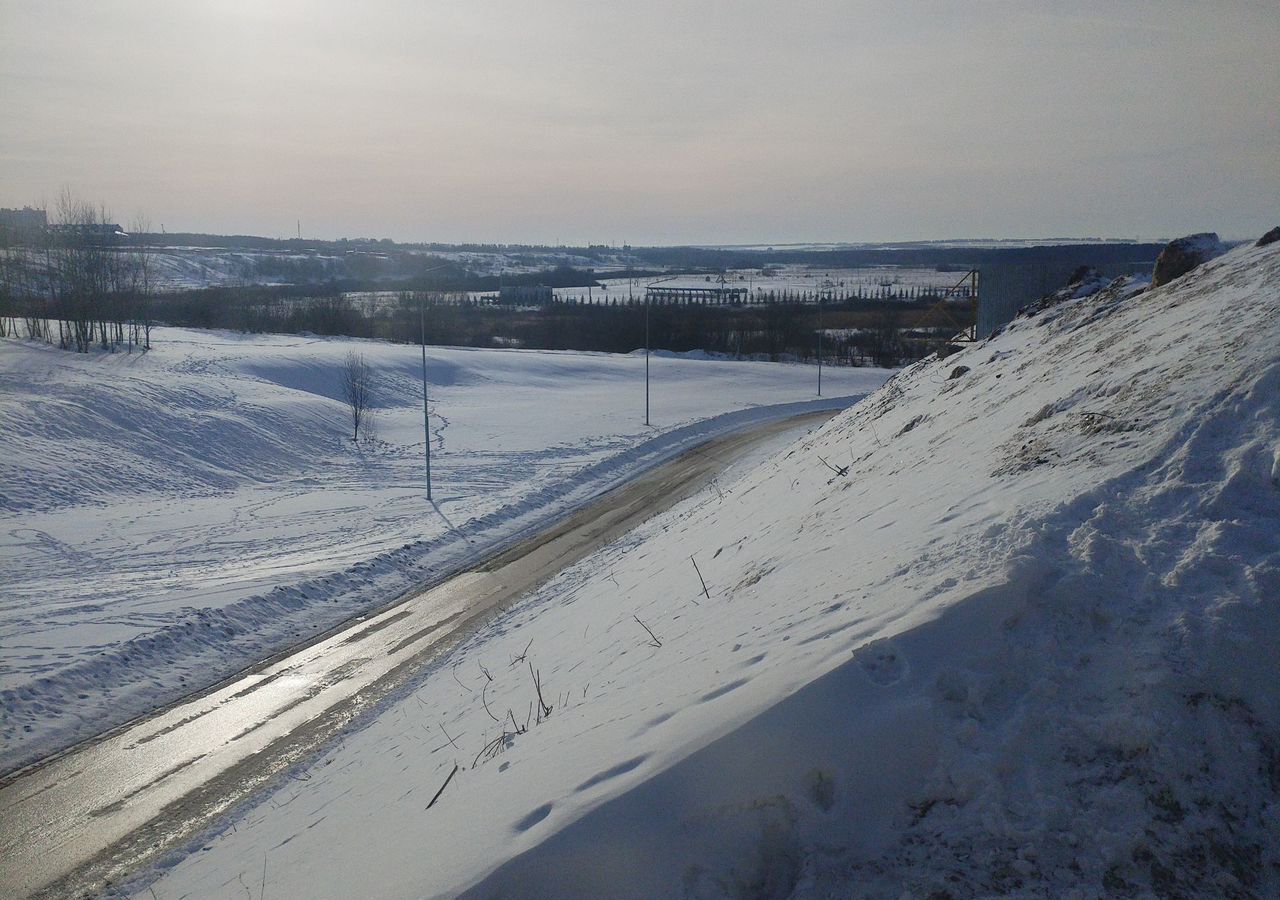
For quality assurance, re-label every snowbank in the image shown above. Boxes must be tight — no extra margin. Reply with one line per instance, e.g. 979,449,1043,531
0,332,888,772
131,238,1280,897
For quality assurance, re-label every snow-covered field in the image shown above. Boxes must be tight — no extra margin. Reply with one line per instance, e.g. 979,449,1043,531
143,248,299,291
9,245,644,294
5,246,309,293
132,239,1279,898
0,331,888,772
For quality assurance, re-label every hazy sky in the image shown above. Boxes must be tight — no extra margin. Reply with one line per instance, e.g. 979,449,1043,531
2,1,1276,244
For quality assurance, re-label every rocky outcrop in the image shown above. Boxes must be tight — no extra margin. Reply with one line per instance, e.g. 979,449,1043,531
1151,232,1224,287
1257,227,1280,248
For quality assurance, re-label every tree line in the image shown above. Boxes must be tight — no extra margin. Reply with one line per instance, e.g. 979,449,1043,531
0,203,981,366
139,286,969,368
0,193,155,352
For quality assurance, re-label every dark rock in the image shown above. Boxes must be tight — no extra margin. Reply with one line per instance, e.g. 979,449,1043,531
1257,227,1280,248
1151,232,1224,287
1067,265,1099,286
948,365,970,380
936,343,963,359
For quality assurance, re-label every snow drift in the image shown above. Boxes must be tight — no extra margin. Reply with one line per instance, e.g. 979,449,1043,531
132,238,1280,898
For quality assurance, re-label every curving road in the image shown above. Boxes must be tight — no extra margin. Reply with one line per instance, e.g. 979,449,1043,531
0,409,836,899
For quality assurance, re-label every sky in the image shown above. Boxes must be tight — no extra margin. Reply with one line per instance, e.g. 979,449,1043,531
1,1,1276,245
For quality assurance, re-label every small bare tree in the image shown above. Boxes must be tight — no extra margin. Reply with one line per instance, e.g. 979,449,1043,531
340,350,373,442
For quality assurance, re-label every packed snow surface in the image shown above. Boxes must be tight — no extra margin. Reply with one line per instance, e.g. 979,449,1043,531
130,239,1280,899
0,332,887,772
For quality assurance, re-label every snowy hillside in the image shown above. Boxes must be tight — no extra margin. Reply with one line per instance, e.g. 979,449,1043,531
0,332,887,772
135,238,1280,899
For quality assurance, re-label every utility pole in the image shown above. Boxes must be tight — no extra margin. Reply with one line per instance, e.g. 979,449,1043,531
421,295,432,500
817,293,823,397
416,263,452,500
645,292,651,425
644,275,678,426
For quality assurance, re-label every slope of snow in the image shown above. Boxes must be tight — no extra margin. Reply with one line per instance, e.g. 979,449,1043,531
0,331,888,772
120,240,1280,897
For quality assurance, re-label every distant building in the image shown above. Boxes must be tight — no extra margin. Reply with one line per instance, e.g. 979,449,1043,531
0,206,47,243
499,284,553,304
46,222,127,245
645,285,748,305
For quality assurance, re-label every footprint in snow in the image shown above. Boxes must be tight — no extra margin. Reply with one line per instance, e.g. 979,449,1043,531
574,755,648,793
513,802,553,833
853,639,907,685
631,709,677,739
699,677,749,703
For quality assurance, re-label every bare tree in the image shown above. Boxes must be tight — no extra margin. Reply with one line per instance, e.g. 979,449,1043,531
0,245,18,338
17,193,156,354
51,191,116,353
340,350,373,442
129,215,153,350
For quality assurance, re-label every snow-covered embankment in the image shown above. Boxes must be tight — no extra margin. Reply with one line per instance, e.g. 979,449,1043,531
139,238,1280,898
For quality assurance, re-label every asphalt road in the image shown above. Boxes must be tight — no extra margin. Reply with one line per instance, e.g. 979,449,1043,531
0,410,835,899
